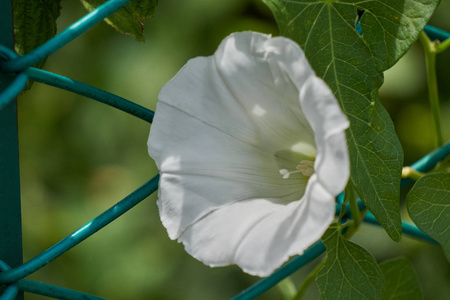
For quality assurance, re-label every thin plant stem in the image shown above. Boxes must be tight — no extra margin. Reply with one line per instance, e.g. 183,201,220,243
292,260,325,300
436,38,450,54
419,31,443,147
342,183,361,239
348,184,361,228
337,193,349,223
277,277,297,299
401,166,425,181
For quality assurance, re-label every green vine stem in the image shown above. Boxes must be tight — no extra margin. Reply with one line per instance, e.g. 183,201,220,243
436,37,450,54
401,166,425,181
292,260,325,300
348,184,361,229
277,276,297,299
342,182,362,239
419,31,443,148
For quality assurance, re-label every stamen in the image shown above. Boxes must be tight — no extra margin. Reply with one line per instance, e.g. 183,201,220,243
279,160,314,179
296,160,315,176
279,169,290,179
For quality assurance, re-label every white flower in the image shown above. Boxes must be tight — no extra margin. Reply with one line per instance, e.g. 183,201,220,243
148,32,349,277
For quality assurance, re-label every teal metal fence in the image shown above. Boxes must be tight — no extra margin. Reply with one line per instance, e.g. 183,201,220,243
0,0,449,299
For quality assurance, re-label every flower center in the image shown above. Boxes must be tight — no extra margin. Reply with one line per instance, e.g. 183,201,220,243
279,160,315,179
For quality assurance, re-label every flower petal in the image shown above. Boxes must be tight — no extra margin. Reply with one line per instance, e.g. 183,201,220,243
151,101,309,239
155,31,316,156
299,76,350,195
148,31,350,276
149,32,324,239
178,175,334,276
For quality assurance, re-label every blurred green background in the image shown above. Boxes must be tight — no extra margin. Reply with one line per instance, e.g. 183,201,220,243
16,0,450,299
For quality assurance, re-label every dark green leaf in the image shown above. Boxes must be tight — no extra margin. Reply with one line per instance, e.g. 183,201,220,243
13,0,62,89
316,224,384,300
80,0,158,42
14,0,61,57
380,258,422,300
262,0,439,241
127,0,158,20
407,173,450,261
358,1,439,71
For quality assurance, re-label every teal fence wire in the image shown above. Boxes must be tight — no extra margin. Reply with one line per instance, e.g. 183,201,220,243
0,0,449,299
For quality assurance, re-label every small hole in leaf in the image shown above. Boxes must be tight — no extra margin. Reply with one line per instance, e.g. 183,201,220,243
355,9,365,35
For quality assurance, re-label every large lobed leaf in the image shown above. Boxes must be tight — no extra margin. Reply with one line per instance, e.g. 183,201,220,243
263,0,439,241
407,173,450,261
316,225,384,299
80,0,158,42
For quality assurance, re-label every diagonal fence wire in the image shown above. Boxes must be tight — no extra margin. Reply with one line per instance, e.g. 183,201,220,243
0,175,159,285
26,67,154,123
0,0,133,108
17,279,107,300
0,0,133,74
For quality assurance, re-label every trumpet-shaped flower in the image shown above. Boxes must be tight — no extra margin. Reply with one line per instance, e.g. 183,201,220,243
148,32,350,276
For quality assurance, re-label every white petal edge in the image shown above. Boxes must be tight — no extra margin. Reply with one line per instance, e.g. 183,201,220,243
299,76,350,195
178,175,334,277
260,35,350,195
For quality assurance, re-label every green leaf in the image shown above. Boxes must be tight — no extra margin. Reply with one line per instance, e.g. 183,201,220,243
316,224,384,300
407,173,450,261
380,258,423,300
262,0,438,241
358,1,439,71
80,0,158,42
13,0,62,89
13,0,62,57
127,0,158,20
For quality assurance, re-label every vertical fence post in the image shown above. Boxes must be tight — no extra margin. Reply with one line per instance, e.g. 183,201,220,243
0,1,24,299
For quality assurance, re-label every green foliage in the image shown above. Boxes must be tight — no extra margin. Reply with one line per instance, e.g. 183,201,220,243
13,0,62,89
126,0,158,20
13,0,61,58
80,0,158,42
359,1,440,71
407,173,450,261
262,0,440,241
380,258,422,300
316,224,384,300
317,228,425,300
